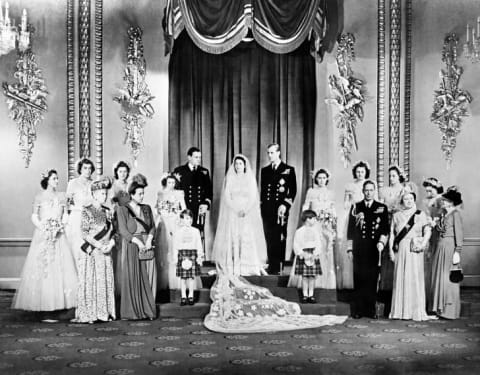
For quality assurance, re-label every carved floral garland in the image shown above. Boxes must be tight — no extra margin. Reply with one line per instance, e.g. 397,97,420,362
430,34,473,169
114,26,155,165
326,33,366,168
3,48,48,167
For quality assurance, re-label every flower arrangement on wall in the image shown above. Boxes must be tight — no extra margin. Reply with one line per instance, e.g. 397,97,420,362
2,47,48,167
114,26,155,165
326,33,367,168
431,33,473,169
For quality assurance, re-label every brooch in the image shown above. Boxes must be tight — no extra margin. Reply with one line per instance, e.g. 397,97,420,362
374,207,384,214
281,169,290,175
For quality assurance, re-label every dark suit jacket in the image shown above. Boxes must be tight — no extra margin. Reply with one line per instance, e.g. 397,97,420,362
173,164,213,211
260,161,297,214
347,200,389,261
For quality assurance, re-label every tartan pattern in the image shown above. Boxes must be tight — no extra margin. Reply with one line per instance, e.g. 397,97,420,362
294,248,322,277
176,249,201,279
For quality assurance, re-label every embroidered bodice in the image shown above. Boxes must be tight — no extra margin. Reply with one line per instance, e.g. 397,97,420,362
67,177,92,210
33,192,67,221
303,187,335,214
110,180,129,206
81,205,111,246
344,180,366,206
379,184,404,214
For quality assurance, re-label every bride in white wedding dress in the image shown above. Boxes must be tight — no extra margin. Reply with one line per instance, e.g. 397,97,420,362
204,154,347,333
211,154,267,276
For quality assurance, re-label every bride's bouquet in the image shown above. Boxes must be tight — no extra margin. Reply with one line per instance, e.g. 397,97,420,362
43,218,64,245
317,208,337,230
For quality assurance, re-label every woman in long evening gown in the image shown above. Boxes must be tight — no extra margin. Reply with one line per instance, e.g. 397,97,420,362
66,158,94,269
13,170,77,317
211,154,267,276
204,156,348,333
155,173,186,290
421,177,444,304
336,160,371,289
109,161,130,297
388,191,436,321
296,168,336,289
75,177,116,323
429,187,463,319
116,176,156,320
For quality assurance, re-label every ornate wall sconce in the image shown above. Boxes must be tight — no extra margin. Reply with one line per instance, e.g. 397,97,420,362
463,17,480,63
114,26,155,165
431,34,472,169
2,25,47,167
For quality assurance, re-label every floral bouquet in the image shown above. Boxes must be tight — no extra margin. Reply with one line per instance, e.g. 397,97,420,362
317,208,337,231
43,218,64,244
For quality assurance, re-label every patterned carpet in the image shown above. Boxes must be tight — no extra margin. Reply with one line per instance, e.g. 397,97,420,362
0,290,479,375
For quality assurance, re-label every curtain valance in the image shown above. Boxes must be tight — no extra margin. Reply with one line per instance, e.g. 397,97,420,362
163,0,331,59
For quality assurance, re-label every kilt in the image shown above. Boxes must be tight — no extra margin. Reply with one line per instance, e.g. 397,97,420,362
176,249,201,279
294,248,322,277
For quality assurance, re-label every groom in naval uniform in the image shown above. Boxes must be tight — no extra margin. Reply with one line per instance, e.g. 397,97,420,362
173,147,213,233
347,180,389,319
260,143,297,274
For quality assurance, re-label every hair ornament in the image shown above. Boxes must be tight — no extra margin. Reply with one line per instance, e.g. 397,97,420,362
388,164,406,179
353,160,371,170
40,169,52,180
91,176,113,191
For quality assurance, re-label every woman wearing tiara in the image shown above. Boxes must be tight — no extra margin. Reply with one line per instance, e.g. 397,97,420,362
13,170,77,320
75,177,116,323
337,160,371,289
155,172,186,290
294,168,337,289
211,154,268,276
66,158,95,268
109,161,131,297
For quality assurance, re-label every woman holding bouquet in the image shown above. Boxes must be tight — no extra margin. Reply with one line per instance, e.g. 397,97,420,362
300,168,337,288
13,170,77,319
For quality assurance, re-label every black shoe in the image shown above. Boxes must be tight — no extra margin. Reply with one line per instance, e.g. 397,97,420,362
308,297,316,304
368,314,378,320
188,297,194,306
301,296,308,304
352,314,362,319
180,298,187,306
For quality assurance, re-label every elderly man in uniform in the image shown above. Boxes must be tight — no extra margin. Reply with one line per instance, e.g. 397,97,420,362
347,180,389,319
173,147,213,235
260,143,297,275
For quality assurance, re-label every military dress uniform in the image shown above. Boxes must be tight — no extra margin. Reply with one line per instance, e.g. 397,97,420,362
260,162,297,274
347,200,389,317
173,164,213,232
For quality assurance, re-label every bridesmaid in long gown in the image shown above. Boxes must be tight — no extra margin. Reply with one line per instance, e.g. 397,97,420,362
66,158,94,268
12,170,77,320
155,173,186,290
388,191,436,321
337,160,371,289
75,177,116,323
430,187,463,319
300,168,337,289
422,177,444,304
109,161,131,297
116,176,156,320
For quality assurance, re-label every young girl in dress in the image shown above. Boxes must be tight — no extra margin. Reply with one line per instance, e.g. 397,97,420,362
75,176,116,323
288,210,322,304
13,170,77,321
172,209,204,306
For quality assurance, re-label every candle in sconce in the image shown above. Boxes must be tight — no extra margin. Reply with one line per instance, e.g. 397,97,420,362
477,16,480,38
467,24,470,42
21,9,27,31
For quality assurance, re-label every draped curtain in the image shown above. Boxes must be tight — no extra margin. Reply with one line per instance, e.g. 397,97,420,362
165,0,340,258
169,32,316,258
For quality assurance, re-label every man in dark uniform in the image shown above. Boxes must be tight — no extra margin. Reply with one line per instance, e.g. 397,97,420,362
260,143,297,274
347,180,389,319
173,147,213,233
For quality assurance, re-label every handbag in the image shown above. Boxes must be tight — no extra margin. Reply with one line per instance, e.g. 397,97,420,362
449,266,464,283
138,246,154,261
